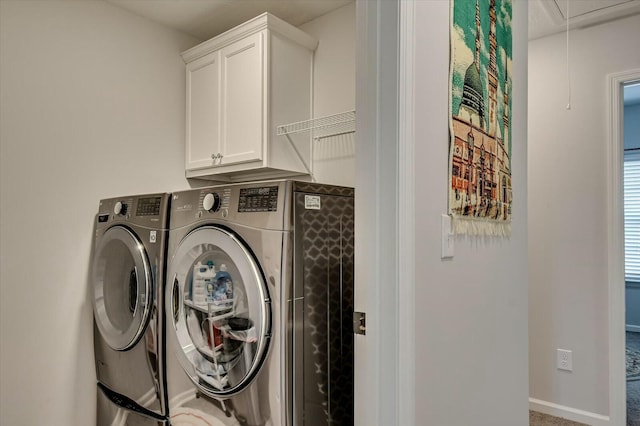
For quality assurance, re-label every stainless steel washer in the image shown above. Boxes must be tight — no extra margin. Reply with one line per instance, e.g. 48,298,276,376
165,180,354,426
92,193,171,426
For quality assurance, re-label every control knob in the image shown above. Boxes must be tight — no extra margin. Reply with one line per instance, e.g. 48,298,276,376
203,193,221,212
114,201,127,216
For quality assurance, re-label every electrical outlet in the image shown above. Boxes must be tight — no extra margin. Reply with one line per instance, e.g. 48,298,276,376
557,349,573,371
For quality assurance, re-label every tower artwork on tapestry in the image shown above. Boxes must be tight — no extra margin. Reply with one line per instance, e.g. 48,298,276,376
449,0,512,236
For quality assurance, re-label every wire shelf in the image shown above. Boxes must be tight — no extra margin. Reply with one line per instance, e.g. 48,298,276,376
276,110,355,140
276,110,356,182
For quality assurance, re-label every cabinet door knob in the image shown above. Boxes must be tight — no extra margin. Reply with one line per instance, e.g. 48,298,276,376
211,153,223,165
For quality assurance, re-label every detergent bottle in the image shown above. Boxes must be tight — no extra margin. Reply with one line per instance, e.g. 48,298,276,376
202,260,216,303
191,261,207,306
213,264,233,302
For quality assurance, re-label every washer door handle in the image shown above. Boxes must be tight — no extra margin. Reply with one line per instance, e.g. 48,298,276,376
98,383,166,421
128,267,138,314
172,273,180,324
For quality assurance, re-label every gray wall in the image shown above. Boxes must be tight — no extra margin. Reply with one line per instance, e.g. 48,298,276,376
529,13,640,420
625,103,640,151
626,101,640,330
627,283,640,330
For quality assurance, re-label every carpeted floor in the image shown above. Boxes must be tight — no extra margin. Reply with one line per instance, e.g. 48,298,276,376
628,331,640,426
529,411,587,425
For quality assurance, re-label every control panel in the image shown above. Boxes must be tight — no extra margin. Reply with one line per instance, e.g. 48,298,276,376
97,194,168,228
169,184,286,230
238,186,278,212
136,196,162,216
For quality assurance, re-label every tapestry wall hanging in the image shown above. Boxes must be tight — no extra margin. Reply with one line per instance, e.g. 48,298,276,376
449,0,512,236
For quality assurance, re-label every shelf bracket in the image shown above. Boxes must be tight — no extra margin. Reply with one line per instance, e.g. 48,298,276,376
282,132,314,181
276,110,356,182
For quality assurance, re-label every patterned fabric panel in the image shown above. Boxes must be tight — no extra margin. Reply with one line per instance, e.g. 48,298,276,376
294,190,354,426
292,181,355,198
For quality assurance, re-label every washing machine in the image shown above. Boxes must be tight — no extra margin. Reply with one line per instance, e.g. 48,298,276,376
92,193,171,425
165,180,354,426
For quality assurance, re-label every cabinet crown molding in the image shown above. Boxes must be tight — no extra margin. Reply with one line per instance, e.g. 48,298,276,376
181,12,318,64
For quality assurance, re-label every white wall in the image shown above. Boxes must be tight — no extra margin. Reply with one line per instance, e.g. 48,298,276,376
300,2,355,188
0,1,198,424
529,13,640,420
411,1,529,425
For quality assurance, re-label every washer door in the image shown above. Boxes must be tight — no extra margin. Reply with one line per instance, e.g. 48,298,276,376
93,226,152,351
167,226,271,397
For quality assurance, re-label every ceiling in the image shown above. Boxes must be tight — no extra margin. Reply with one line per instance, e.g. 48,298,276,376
529,0,640,39
529,0,640,104
104,0,640,43
103,0,640,102
104,0,353,41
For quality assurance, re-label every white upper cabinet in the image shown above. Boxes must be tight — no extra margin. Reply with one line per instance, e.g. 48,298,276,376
186,52,221,171
219,32,263,166
182,13,318,181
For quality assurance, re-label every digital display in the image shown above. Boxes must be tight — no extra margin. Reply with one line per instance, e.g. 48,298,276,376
238,186,278,212
98,214,109,223
136,197,162,216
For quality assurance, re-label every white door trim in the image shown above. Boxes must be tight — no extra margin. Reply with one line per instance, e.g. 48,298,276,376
607,68,640,426
398,1,416,425
356,0,414,424
354,0,400,424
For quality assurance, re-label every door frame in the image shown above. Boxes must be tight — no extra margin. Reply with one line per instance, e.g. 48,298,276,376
355,0,415,425
607,68,640,425
398,1,416,426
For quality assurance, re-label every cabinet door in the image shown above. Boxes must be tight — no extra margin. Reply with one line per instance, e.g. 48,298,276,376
219,32,265,166
186,52,221,171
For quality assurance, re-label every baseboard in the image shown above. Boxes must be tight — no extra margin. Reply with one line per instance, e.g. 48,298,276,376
529,398,610,426
626,324,640,333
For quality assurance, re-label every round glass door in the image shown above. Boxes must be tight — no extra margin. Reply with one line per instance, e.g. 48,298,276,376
92,226,152,351
167,226,271,397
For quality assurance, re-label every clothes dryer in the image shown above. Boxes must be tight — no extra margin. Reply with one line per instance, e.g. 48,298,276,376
92,193,171,425
165,180,354,426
